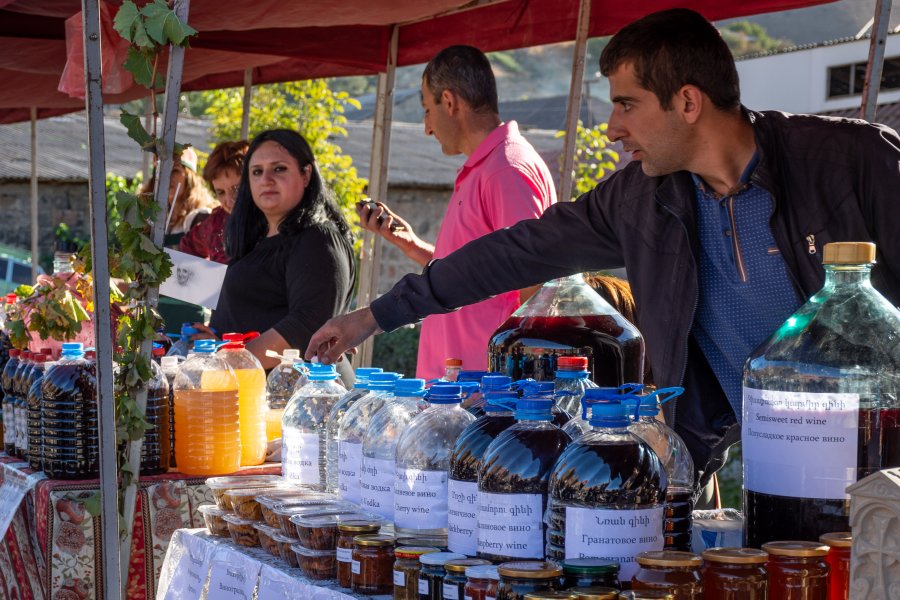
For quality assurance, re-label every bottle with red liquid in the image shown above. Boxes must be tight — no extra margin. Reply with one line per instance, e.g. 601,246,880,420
2,348,21,455
11,350,34,458
743,242,900,547
489,275,644,386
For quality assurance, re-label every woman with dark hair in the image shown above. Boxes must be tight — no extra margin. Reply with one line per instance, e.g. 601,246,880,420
195,129,356,370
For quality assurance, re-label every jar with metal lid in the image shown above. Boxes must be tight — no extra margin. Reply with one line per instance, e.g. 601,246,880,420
465,565,500,600
631,551,702,599
762,541,828,600
420,552,467,600
524,593,578,600
399,536,449,551
352,534,396,595
701,548,768,600
396,547,441,600
819,532,851,600
443,559,492,600
497,561,563,600
337,520,381,588
569,587,621,600
562,559,621,590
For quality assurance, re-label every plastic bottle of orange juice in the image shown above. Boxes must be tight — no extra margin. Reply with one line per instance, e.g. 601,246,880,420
218,332,268,466
173,340,241,476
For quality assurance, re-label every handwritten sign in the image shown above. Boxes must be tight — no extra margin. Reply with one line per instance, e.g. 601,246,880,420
160,248,227,309
206,546,261,600
161,530,213,600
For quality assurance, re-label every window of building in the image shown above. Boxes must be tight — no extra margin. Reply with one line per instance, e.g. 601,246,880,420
11,262,31,285
828,56,900,98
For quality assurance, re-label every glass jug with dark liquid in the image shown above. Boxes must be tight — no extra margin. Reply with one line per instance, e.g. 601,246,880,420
489,275,644,386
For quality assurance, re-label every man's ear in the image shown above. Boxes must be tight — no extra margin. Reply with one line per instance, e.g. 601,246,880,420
442,88,460,115
676,84,704,124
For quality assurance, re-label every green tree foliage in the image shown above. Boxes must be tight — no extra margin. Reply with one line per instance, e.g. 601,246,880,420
721,21,790,57
557,120,620,199
200,81,367,231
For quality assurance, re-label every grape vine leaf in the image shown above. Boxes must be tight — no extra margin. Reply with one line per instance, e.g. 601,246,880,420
123,47,155,89
141,0,198,46
120,110,156,150
112,1,152,48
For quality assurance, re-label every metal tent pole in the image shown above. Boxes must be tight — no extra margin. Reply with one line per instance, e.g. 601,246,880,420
142,97,153,182
356,25,398,367
30,107,39,281
860,0,893,121
80,1,121,598
241,68,253,140
559,0,591,202
119,0,191,590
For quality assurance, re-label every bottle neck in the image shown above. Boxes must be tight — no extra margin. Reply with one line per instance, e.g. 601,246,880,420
824,263,872,286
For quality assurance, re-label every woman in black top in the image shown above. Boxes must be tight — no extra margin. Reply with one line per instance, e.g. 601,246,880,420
198,129,356,370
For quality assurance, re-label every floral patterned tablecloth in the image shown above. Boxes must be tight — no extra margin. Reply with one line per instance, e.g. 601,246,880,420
0,455,280,600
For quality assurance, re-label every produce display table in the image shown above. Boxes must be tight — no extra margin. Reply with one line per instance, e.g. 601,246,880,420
159,529,385,600
0,455,280,600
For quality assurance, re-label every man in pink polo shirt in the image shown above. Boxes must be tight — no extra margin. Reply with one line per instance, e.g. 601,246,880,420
358,45,556,381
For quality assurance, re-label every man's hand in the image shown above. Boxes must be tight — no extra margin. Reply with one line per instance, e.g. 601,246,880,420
355,199,434,266
305,307,381,365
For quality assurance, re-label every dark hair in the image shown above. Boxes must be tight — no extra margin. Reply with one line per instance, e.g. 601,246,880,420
422,45,499,115
204,139,249,184
599,8,740,111
225,129,354,260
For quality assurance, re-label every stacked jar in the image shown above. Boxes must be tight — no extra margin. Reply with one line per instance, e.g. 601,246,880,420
393,546,439,600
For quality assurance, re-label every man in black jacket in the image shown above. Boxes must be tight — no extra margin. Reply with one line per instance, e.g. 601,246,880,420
307,8,900,487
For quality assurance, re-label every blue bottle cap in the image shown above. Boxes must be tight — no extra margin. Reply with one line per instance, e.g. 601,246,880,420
481,375,512,391
368,372,402,390
515,397,553,420
515,380,555,396
484,391,518,413
394,378,427,396
181,322,199,336
193,342,216,354
589,399,631,428
60,342,84,357
307,362,338,380
355,367,383,378
427,384,462,404
555,369,591,380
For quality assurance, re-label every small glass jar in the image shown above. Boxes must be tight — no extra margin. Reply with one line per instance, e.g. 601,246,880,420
443,559,491,600
562,559,621,590
568,588,621,600
701,548,768,600
395,547,441,600
465,565,500,600
632,551,702,599
762,541,829,600
819,532,851,600
497,562,563,600
399,536,450,551
619,592,674,599
420,552,466,600
337,520,381,588
352,534,396,595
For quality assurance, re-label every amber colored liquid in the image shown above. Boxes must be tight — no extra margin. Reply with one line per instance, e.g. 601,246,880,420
489,314,644,386
174,388,241,476
232,368,267,466
745,406,900,547
632,565,702,599
766,556,827,600
266,407,285,442
702,563,768,599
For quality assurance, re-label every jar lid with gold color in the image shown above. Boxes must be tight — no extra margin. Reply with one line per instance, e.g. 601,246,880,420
445,558,491,573
762,541,829,557
822,242,876,264
619,591,673,599
636,550,702,568
701,548,767,564
337,520,381,533
497,561,563,578
569,588,620,600
353,534,395,547
523,592,578,600
396,546,440,559
819,532,852,548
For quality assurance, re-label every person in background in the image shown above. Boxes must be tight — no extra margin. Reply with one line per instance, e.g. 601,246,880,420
307,8,900,491
194,129,356,377
178,140,249,264
358,45,556,381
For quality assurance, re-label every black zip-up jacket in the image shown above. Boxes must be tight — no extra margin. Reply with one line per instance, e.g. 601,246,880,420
371,109,900,485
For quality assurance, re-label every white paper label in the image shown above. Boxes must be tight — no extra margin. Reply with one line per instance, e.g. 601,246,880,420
418,578,429,595
0,464,45,539
477,492,544,559
2,403,13,446
162,532,212,600
394,468,448,530
742,388,860,499
447,478,479,556
564,506,665,581
256,565,297,600
339,441,363,503
206,547,260,600
443,583,460,600
393,569,405,586
351,560,361,575
361,456,395,520
282,430,321,485
337,547,353,563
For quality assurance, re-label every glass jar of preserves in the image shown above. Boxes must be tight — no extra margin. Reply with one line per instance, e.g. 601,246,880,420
562,559,621,590
337,520,381,588
568,588,621,600
762,541,828,600
420,552,467,600
465,565,500,600
443,559,492,600
395,547,440,600
819,532,851,600
701,548,768,599
352,534,396,595
497,562,563,600
398,536,450,551
620,592,673,599
632,551,702,599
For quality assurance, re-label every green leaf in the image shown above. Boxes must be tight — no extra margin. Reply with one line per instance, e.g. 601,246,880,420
120,109,156,151
83,492,102,517
123,47,155,89
142,0,198,46
14,285,34,298
113,1,152,48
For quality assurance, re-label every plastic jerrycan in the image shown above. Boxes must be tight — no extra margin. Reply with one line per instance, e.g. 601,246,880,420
218,332,268,466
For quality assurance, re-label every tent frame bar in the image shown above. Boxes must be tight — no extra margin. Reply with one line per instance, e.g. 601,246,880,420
559,0,591,201
860,0,892,121
30,107,38,282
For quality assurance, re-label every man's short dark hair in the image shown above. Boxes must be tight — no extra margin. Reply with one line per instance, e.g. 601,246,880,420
422,45,499,115
599,8,740,111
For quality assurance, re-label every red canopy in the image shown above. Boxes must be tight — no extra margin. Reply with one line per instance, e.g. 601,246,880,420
0,0,835,124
